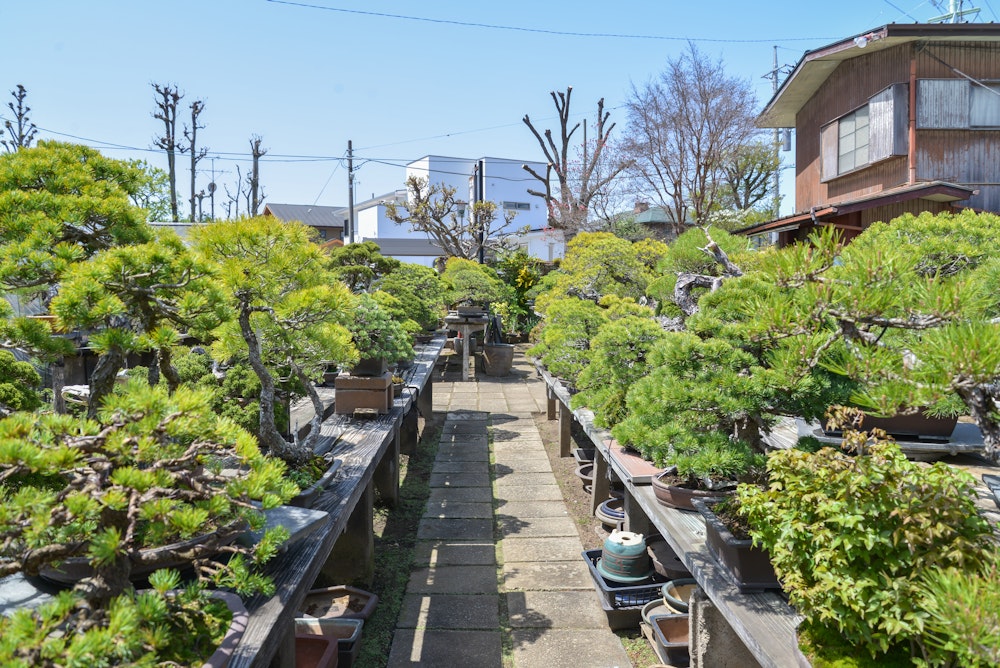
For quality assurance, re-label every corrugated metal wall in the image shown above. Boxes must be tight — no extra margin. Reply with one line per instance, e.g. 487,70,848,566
796,42,1000,214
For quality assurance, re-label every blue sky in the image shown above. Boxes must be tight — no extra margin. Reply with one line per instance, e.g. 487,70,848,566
3,1,995,218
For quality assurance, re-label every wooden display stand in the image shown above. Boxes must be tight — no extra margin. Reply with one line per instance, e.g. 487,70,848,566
334,371,393,414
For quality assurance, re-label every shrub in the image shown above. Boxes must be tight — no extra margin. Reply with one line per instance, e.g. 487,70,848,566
377,262,447,331
571,315,667,428
737,439,995,657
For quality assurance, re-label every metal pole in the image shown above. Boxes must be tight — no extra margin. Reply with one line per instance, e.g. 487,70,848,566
477,159,485,264
348,140,355,244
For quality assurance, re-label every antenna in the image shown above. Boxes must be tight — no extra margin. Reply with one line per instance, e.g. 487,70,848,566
928,0,981,22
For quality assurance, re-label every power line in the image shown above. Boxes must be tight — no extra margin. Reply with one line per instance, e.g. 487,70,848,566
266,0,835,44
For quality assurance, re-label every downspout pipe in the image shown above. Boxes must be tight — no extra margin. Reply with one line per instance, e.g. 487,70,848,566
909,49,918,185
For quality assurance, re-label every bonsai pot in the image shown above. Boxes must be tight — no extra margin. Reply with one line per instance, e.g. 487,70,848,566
691,498,780,593
574,462,595,493
647,536,692,581
595,497,625,528
823,408,958,441
295,633,338,668
288,458,342,509
301,585,379,621
598,530,654,583
39,519,248,585
203,591,250,668
661,578,698,613
350,357,388,377
482,343,514,377
649,613,691,667
651,470,734,512
296,617,363,668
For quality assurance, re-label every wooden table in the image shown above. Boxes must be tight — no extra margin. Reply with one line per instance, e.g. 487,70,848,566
533,359,802,668
444,314,488,381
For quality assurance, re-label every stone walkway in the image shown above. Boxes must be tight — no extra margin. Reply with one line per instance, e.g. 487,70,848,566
386,350,632,667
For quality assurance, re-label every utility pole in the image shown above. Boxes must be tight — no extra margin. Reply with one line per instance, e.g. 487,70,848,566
347,140,355,244
771,46,780,219
208,157,216,221
476,159,486,264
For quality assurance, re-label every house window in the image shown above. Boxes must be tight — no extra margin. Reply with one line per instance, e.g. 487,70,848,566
503,201,531,211
970,83,1000,127
838,106,869,174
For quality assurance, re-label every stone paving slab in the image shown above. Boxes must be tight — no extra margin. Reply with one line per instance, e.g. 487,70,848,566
492,449,550,465
493,458,553,473
417,517,494,540
429,472,492,488
496,500,573,518
445,411,489,420
387,629,502,667
422,501,494,520
428,487,493,505
496,515,579,539
494,472,562,488
396,593,500,629
406,565,499,594
492,440,546,452
507,591,611,629
438,433,489,446
502,536,590,563
510,629,631,668
413,541,496,566
502,561,595,593
434,447,490,462
494,485,566,503
431,460,491,474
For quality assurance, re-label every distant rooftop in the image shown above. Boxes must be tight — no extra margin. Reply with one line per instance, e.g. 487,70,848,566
263,203,348,228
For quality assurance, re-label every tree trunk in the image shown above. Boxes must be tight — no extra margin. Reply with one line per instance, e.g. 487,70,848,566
87,346,126,419
237,305,311,466
52,358,66,413
158,346,181,394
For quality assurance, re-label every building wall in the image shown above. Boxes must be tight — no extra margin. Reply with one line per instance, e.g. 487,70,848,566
795,40,1000,213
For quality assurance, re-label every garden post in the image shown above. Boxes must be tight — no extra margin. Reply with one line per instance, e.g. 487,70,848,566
322,481,375,585
559,401,572,457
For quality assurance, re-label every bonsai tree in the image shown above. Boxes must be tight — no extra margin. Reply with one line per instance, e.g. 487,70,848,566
50,230,229,417
348,293,415,366
0,380,294,602
326,240,400,293
377,262,448,332
439,257,509,309
755,211,1000,460
192,216,356,466
0,349,44,416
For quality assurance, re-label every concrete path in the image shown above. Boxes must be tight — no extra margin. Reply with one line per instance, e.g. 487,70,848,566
387,349,631,667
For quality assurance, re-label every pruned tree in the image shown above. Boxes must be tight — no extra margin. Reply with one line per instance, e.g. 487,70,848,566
151,83,184,222
1,84,38,152
522,87,630,232
224,164,243,219
184,99,208,222
384,175,515,261
192,216,356,466
249,134,266,215
126,159,172,221
623,43,761,237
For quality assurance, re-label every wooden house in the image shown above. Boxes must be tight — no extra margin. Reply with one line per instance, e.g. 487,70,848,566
741,23,1000,246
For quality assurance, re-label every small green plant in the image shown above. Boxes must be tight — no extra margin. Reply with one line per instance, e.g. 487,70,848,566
349,293,415,364
916,561,1000,667
737,437,995,659
672,436,765,489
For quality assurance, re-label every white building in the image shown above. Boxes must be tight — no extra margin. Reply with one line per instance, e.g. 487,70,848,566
353,155,565,267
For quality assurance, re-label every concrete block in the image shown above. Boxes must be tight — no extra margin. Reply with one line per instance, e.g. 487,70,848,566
689,588,762,668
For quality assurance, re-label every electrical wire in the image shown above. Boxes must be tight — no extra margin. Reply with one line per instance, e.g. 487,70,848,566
265,0,835,44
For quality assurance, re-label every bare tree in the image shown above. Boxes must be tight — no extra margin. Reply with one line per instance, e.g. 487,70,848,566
384,176,515,260
184,99,208,222
151,83,185,222
1,85,38,152
720,140,779,213
223,164,242,219
522,87,630,232
622,43,760,237
249,135,266,215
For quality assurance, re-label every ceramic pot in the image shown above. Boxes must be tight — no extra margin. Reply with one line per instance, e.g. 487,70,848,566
598,530,653,582
661,578,698,613
595,497,625,528
574,463,595,493
295,634,338,668
300,585,379,621
483,343,514,377
288,458,342,509
649,613,691,667
691,498,780,593
651,470,734,511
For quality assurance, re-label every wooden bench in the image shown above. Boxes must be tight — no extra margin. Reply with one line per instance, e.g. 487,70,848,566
533,359,802,668
218,334,446,668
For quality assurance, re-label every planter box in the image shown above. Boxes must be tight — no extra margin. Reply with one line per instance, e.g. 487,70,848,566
296,618,363,668
482,343,514,376
350,357,387,377
691,498,780,594
649,613,691,667
334,372,392,415
824,409,958,441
